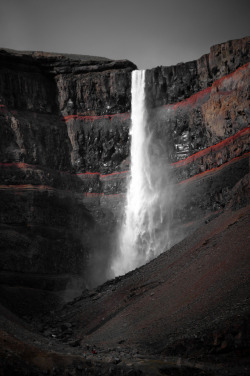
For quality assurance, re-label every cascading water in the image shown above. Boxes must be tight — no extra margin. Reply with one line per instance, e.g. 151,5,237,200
111,70,172,277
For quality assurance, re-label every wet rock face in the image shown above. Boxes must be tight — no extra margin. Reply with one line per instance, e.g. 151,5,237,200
144,38,249,242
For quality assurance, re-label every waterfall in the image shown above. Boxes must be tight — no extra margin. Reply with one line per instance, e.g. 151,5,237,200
111,70,172,277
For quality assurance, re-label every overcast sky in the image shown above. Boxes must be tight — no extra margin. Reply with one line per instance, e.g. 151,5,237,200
0,0,249,69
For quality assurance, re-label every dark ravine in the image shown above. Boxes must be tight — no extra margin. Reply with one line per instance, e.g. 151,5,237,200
0,37,249,375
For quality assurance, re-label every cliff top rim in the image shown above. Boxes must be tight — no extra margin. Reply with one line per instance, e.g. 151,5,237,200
0,47,114,63
0,35,249,70
146,35,250,71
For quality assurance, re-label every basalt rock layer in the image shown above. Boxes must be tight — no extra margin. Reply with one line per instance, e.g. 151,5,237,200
146,36,250,107
0,37,249,312
0,50,135,305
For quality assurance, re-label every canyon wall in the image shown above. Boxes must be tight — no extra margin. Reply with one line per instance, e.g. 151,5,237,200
0,37,249,310
0,50,135,306
145,39,250,240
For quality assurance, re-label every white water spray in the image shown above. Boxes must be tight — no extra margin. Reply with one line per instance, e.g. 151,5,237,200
111,70,172,277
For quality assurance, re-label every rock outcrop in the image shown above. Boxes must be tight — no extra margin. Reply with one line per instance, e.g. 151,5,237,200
0,37,249,310
146,36,250,106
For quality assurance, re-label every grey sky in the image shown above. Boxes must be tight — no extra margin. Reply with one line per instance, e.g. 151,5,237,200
0,0,249,69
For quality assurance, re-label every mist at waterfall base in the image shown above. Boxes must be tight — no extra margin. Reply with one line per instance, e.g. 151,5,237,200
84,220,119,289
111,70,174,277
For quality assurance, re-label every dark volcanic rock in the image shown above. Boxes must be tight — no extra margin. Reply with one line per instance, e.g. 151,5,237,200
0,48,136,116
146,36,250,107
0,50,136,307
66,113,131,173
0,37,249,319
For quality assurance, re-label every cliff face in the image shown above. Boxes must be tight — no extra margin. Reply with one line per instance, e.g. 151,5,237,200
0,50,135,303
0,37,249,309
146,36,250,107
0,50,136,115
145,38,249,240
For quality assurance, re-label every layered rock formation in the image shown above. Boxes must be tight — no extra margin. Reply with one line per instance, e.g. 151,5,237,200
146,36,250,107
0,50,135,304
146,54,249,239
0,37,249,311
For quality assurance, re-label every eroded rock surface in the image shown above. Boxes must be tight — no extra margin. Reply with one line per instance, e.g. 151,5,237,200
0,37,249,315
